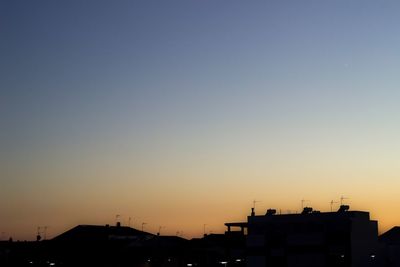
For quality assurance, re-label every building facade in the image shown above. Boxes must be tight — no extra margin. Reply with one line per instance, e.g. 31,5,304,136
246,206,380,267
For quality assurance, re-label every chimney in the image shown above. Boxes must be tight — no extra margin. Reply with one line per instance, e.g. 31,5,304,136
116,222,121,227
251,208,255,216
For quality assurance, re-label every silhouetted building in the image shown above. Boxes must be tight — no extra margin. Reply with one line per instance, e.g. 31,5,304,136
4,206,400,266
53,224,154,242
379,227,400,267
246,206,380,267
49,224,159,266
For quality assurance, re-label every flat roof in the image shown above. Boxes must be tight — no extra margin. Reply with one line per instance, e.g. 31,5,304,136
224,222,247,227
248,210,372,223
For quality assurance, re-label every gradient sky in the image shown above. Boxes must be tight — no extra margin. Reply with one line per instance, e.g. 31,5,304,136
1,0,400,240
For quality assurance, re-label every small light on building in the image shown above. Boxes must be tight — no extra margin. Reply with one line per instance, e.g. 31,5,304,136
187,264,193,267
49,263,56,266
235,259,242,262
371,254,376,259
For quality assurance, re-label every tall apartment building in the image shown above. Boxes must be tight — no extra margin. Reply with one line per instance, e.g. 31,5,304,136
246,206,380,267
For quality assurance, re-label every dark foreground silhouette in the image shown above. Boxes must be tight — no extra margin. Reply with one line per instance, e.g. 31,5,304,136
1,206,400,267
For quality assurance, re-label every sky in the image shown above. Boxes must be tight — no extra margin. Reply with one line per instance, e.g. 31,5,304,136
1,0,400,240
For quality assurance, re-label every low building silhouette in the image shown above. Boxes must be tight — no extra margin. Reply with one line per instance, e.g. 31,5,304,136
379,227,400,267
53,223,154,242
3,206,400,266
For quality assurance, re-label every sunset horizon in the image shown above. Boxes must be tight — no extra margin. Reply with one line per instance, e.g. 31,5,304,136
2,0,400,245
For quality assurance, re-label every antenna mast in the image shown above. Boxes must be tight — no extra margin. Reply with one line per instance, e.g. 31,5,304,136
36,226,42,241
301,199,310,209
330,200,338,212
253,200,261,209
43,226,49,240
158,226,165,236
252,199,262,215
340,196,349,205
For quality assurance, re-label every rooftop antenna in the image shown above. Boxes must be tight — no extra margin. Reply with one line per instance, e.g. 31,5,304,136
36,227,41,241
253,200,261,209
252,200,261,215
142,222,147,232
203,224,207,236
115,214,122,227
330,200,338,212
340,196,349,205
43,226,49,240
158,226,165,236
301,199,310,209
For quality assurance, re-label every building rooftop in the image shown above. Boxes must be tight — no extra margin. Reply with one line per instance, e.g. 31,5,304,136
248,206,372,222
379,226,400,245
52,224,154,242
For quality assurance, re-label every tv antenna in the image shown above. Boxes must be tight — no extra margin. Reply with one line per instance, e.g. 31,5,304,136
340,196,349,205
158,226,165,236
330,200,338,212
301,199,310,209
43,226,49,240
253,200,261,209
36,226,42,241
